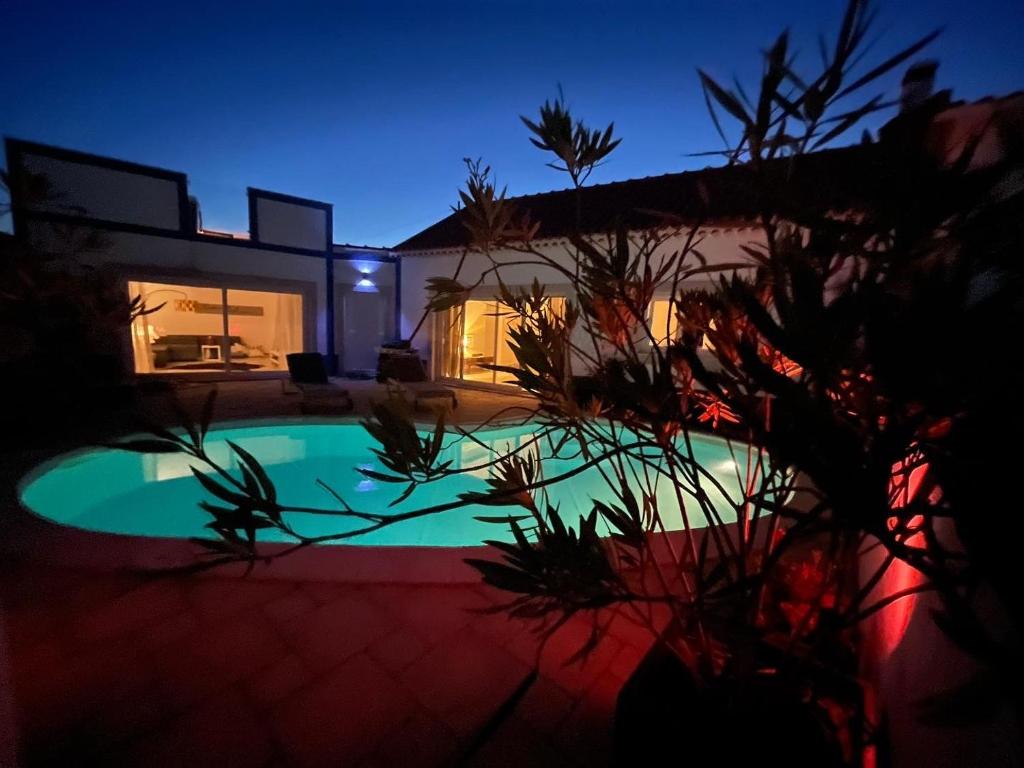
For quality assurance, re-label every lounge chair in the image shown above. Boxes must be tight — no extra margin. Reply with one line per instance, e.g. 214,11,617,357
403,381,459,413
285,353,354,414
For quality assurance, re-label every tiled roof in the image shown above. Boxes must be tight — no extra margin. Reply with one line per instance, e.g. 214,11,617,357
393,143,883,252
333,242,393,253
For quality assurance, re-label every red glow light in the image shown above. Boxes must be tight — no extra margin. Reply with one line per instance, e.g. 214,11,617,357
875,460,929,660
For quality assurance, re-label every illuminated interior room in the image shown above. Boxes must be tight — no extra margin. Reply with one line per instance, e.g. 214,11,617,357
439,297,565,385
128,280,303,374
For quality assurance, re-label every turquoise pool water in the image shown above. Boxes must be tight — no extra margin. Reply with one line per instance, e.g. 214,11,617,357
19,421,755,548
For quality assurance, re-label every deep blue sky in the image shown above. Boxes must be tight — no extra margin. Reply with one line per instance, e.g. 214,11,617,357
2,0,1022,245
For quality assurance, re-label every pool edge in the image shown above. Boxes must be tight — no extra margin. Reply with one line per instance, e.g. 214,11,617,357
9,415,526,584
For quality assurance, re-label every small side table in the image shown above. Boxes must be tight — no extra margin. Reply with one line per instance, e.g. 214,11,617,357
201,344,222,362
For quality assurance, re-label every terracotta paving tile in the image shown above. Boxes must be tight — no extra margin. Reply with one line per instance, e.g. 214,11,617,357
467,602,533,647
302,581,353,606
155,655,232,711
493,623,544,669
271,652,419,767
285,592,399,673
262,585,319,633
71,580,187,643
606,642,646,684
512,674,578,734
109,688,275,768
363,709,462,768
538,618,622,697
65,572,144,614
471,583,513,606
83,685,174,753
466,715,584,768
2,603,61,649
402,628,532,737
8,634,63,688
17,722,108,766
245,653,313,710
0,568,80,609
186,577,295,623
14,634,157,736
140,607,202,649
157,613,290,710
13,663,168,764
551,671,622,768
366,585,488,645
366,628,429,674
601,603,665,651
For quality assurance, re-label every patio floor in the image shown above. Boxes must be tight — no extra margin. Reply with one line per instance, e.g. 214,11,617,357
0,378,665,766
0,562,663,767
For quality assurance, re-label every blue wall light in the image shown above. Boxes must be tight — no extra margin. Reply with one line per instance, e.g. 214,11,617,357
354,273,378,293
350,260,382,276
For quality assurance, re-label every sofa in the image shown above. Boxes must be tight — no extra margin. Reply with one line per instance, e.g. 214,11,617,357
152,335,241,367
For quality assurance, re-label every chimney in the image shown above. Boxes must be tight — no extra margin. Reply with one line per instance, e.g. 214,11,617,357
900,60,939,113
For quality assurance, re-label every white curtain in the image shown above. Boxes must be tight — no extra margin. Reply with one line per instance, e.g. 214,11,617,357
128,281,154,373
272,293,302,358
130,319,154,373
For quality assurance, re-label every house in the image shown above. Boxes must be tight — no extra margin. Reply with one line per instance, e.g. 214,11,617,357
394,143,880,386
4,138,399,378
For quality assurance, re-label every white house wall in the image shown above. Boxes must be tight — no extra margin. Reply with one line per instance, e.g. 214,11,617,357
24,221,330,357
8,140,409,376
254,197,328,251
399,226,765,377
18,152,182,230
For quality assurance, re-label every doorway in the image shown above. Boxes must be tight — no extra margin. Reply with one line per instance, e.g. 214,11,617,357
436,295,566,386
337,286,393,375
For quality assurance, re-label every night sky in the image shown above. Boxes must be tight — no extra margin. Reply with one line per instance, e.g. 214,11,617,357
2,0,1022,245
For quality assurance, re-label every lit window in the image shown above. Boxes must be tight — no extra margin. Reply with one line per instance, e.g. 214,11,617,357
649,299,680,346
649,298,713,349
440,294,567,385
127,280,303,374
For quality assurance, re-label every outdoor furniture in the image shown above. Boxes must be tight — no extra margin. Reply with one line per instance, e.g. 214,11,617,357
376,340,428,382
286,352,332,384
285,353,353,414
404,382,459,413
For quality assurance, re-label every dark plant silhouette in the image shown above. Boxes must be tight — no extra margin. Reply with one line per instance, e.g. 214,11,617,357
0,170,163,414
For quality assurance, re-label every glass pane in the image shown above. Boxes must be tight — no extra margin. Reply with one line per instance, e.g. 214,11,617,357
462,299,498,384
436,306,464,380
547,297,567,320
225,288,303,372
494,304,518,377
439,296,567,386
495,297,565,382
649,298,680,346
128,281,227,373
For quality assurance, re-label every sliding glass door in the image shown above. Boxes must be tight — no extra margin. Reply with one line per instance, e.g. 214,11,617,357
437,296,565,386
225,288,302,372
128,280,303,374
648,297,716,350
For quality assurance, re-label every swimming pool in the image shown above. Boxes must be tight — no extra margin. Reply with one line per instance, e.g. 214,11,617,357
19,421,758,548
